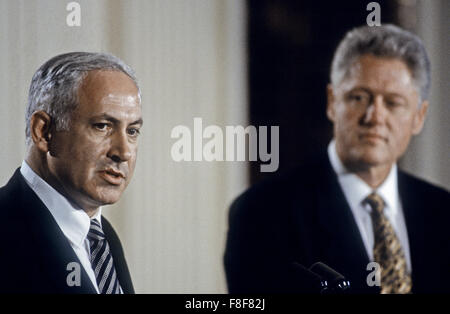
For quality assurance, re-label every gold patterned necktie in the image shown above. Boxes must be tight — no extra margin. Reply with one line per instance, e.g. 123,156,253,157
364,193,412,294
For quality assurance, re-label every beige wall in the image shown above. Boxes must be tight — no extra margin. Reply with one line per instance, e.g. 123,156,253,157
399,0,450,190
0,0,248,293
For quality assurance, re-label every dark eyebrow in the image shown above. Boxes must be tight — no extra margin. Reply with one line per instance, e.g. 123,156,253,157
130,118,143,126
91,114,119,123
90,114,143,126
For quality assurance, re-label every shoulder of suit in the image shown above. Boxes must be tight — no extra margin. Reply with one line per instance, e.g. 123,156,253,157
229,158,327,218
398,169,450,199
0,168,27,217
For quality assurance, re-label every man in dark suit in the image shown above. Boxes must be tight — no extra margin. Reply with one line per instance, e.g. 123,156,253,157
224,24,450,294
0,52,143,293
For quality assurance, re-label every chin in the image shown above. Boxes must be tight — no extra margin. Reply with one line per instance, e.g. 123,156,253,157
357,150,391,167
343,146,388,168
92,190,124,206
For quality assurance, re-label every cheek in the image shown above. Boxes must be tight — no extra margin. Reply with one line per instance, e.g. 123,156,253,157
64,140,108,177
388,114,415,144
335,107,361,134
390,124,412,149
127,153,138,177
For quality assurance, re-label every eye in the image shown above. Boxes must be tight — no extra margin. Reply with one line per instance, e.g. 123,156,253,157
93,123,110,131
385,98,404,108
127,127,141,136
386,100,398,107
348,92,371,105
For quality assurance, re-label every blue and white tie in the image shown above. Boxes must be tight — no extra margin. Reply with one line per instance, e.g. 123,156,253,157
88,219,122,294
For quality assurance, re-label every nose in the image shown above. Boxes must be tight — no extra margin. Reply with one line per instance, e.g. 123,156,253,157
107,130,132,163
363,95,386,125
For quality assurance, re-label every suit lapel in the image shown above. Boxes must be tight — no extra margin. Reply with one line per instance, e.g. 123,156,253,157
397,171,427,293
313,157,376,292
101,217,135,294
15,170,97,293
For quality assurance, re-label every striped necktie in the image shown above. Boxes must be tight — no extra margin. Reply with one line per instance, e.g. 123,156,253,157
87,219,122,294
365,193,412,294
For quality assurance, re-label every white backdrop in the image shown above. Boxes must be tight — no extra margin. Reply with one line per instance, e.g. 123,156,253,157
0,0,248,293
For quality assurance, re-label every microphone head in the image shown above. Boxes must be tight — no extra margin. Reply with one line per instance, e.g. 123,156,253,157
309,262,351,293
290,262,328,293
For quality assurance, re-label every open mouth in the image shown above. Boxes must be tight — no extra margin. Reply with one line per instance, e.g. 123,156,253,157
99,169,125,185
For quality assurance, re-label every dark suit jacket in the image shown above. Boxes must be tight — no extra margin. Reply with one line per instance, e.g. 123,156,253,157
224,152,450,293
0,168,135,294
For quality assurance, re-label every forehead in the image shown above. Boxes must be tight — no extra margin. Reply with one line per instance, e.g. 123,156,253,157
76,70,141,118
343,54,417,95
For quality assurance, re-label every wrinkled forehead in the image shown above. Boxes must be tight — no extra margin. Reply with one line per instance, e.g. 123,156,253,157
78,70,138,99
75,71,142,120
101,94,141,107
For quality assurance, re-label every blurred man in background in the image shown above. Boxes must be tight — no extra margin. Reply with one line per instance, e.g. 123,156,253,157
225,24,450,294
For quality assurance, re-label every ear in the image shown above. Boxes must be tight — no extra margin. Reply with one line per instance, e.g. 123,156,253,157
411,100,429,135
326,84,336,123
29,111,53,152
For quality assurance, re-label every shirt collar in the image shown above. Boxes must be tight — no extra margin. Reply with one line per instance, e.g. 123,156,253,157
327,139,399,216
20,160,102,247
375,163,398,216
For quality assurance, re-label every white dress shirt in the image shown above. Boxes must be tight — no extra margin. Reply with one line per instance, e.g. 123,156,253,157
327,140,412,272
20,160,101,293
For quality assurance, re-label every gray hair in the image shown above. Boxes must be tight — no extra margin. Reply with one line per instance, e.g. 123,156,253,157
25,52,141,145
330,24,431,103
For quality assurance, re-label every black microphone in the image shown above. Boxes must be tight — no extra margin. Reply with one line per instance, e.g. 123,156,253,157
309,262,351,293
290,262,329,293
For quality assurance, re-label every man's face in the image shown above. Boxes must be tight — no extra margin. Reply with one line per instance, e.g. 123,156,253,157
48,70,142,211
327,54,428,171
